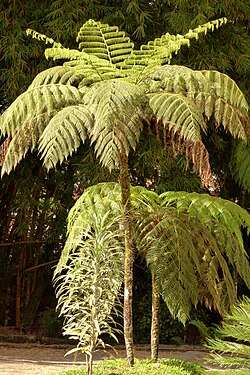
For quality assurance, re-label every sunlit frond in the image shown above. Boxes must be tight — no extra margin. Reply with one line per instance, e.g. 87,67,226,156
39,105,93,170
83,79,148,170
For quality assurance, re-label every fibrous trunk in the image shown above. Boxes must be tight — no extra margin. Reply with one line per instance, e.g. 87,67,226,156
151,272,160,361
119,150,134,366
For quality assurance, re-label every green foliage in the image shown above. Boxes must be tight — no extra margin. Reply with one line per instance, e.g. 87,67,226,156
54,210,124,360
52,358,205,375
1,18,249,190
230,141,250,192
206,297,250,369
58,182,250,327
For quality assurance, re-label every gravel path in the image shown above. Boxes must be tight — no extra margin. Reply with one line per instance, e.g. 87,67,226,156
0,343,211,375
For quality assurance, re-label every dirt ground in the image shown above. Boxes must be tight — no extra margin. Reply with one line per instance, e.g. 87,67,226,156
0,342,211,375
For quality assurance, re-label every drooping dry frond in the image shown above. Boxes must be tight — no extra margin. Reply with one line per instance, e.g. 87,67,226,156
38,105,93,170
0,138,10,166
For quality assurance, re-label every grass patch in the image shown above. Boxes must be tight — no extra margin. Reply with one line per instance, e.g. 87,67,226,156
53,358,205,374
207,371,250,375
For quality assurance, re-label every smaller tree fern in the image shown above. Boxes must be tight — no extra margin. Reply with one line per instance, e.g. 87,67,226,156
206,296,250,369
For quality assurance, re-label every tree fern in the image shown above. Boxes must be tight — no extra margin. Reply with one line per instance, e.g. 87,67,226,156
1,17,249,367
59,182,250,324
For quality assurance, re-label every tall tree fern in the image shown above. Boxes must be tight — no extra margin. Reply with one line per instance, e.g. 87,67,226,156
0,18,249,366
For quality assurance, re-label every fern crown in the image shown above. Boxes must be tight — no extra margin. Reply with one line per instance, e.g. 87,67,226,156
0,18,249,186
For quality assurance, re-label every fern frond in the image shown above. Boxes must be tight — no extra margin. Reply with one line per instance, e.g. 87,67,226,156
230,141,250,191
38,105,93,170
76,19,134,66
1,111,56,175
149,92,207,140
125,18,227,68
160,191,250,236
159,191,250,289
57,182,159,270
200,70,249,116
0,84,82,136
26,28,63,48
83,79,148,171
0,84,83,175
206,297,250,368
28,66,72,88
135,207,235,323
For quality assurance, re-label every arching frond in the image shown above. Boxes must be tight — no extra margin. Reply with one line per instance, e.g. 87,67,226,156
230,141,250,191
149,92,207,140
28,66,73,88
0,84,82,136
142,65,208,96
135,207,238,322
1,111,56,175
83,79,148,171
200,70,249,116
160,191,250,236
159,191,250,289
123,18,227,68
76,19,134,66
0,84,83,175
57,182,159,271
26,28,63,48
39,105,93,170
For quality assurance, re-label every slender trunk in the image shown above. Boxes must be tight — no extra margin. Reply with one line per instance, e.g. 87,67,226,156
16,273,21,327
86,353,93,375
119,150,134,366
151,272,160,361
